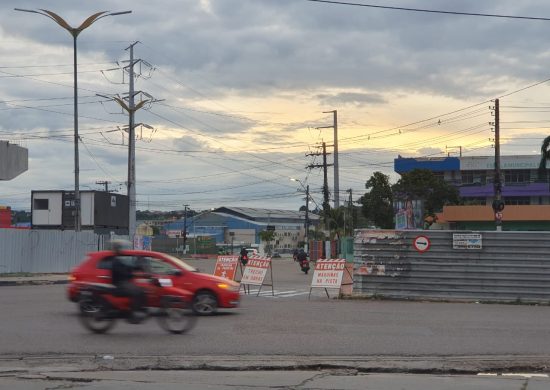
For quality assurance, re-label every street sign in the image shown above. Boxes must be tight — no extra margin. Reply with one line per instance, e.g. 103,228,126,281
495,211,503,220
213,255,239,281
311,259,346,288
241,257,271,286
413,235,430,253
452,233,482,250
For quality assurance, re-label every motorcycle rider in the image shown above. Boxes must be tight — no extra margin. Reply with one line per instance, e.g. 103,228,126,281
239,247,249,266
110,240,146,323
296,248,309,274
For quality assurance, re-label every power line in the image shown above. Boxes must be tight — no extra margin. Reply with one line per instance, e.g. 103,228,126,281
305,0,550,21
0,62,116,69
339,77,550,144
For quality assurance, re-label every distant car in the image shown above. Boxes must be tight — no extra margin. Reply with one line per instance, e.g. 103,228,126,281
271,252,281,258
245,248,259,257
67,250,240,315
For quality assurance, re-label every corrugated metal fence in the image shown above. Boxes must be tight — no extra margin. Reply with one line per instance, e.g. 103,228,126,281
0,229,104,273
354,229,550,303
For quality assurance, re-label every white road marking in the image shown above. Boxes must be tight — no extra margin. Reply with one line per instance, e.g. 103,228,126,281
246,289,309,298
478,373,549,378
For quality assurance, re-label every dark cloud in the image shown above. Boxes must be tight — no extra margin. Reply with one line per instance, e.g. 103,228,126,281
317,92,386,107
3,0,550,210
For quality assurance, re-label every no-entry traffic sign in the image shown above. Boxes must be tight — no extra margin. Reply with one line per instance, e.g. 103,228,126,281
413,235,431,253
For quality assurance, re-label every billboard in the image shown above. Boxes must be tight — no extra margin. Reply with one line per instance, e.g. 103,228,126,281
394,198,424,230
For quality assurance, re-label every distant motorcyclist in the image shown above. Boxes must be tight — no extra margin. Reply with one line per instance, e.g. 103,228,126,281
110,240,146,323
239,247,249,266
296,248,309,274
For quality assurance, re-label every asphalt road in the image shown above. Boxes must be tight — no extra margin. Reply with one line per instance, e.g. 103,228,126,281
1,258,550,374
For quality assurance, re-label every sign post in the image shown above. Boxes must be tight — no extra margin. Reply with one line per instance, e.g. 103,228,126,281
240,257,274,296
309,259,352,299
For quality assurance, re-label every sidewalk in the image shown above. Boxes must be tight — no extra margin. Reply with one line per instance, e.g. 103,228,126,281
0,273,69,286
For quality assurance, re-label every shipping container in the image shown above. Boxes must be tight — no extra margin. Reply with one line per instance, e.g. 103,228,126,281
31,190,128,234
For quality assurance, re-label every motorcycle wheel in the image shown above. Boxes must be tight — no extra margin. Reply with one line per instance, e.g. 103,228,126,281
157,297,197,334
78,295,116,334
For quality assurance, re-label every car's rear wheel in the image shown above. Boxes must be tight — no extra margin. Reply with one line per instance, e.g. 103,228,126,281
192,291,218,315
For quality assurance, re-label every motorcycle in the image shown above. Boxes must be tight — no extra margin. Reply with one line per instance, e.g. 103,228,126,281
300,259,309,275
299,258,310,274
78,276,197,334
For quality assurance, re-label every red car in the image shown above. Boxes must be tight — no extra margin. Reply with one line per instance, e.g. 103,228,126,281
68,250,240,315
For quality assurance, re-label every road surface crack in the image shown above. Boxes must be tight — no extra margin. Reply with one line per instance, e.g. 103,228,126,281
293,369,358,389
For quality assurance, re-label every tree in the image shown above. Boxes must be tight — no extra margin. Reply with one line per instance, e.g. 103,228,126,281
323,207,346,239
392,169,460,215
360,172,394,229
258,230,275,255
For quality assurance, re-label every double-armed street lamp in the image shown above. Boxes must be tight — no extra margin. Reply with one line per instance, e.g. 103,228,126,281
14,8,131,231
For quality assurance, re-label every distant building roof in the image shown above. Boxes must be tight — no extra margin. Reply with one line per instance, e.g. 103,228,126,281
213,206,318,223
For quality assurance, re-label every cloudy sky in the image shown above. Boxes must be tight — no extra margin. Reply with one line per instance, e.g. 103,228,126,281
2,0,550,213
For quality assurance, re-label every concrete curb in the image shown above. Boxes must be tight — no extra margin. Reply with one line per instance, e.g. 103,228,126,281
1,355,550,374
0,277,69,287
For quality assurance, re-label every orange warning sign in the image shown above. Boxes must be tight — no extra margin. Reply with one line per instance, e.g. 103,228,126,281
213,255,239,280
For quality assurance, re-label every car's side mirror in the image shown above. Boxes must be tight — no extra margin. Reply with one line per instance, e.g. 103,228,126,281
171,269,183,276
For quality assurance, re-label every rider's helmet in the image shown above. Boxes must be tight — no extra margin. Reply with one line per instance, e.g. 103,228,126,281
108,239,132,253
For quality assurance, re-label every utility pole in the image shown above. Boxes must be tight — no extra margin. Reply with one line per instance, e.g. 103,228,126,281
100,42,154,245
308,142,332,226
305,184,310,251
291,178,310,253
446,145,462,157
318,110,340,208
347,188,353,236
95,180,111,192
127,42,137,244
492,99,504,231
183,204,189,255
322,142,329,215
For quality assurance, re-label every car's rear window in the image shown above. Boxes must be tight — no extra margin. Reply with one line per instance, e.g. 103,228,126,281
162,254,197,272
97,256,137,270
97,257,112,270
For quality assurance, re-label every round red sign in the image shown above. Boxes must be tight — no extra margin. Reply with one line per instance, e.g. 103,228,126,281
413,235,431,253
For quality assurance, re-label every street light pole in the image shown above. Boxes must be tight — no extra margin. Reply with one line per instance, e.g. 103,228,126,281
291,178,310,253
14,8,131,231
305,184,310,253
